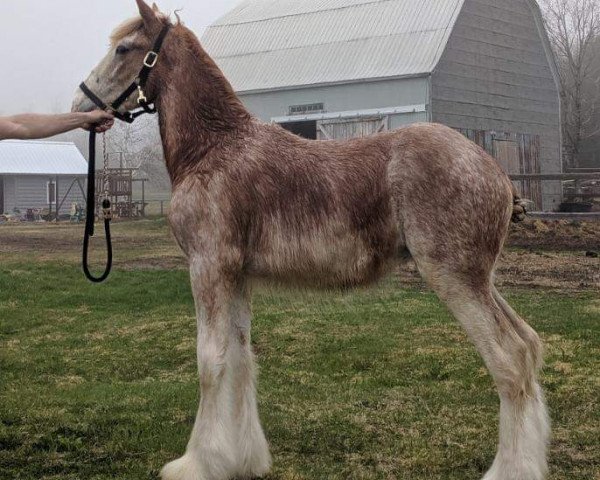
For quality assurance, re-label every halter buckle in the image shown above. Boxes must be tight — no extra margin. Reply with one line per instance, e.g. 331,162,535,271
143,51,159,68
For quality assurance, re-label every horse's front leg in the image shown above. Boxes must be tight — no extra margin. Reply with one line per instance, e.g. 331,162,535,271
161,255,271,480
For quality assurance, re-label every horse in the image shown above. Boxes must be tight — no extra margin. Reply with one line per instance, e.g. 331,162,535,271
72,2,549,479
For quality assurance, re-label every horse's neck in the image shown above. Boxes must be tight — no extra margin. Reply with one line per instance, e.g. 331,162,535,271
157,34,251,184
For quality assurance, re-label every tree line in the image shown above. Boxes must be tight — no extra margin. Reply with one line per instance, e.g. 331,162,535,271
542,0,600,169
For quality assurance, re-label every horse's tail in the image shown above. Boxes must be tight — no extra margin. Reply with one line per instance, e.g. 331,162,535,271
491,285,544,370
511,186,528,223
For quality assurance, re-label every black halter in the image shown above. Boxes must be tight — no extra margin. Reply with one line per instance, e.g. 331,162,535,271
79,24,170,283
79,24,171,124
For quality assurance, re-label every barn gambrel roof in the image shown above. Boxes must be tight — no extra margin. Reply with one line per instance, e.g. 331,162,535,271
202,0,466,93
201,0,555,95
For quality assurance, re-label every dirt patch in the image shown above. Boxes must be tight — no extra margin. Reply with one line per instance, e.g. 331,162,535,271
0,221,177,263
508,219,600,251
0,224,83,252
1,218,598,291
397,249,598,292
496,250,599,291
396,219,599,292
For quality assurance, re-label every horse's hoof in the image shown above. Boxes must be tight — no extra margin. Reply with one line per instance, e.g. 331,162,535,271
161,455,207,480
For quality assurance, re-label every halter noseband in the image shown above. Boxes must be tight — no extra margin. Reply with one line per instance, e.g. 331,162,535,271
79,24,171,124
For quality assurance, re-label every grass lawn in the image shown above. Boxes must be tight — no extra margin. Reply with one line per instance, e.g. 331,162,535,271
0,221,598,480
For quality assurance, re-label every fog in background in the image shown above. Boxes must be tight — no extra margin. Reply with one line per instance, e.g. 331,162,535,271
0,0,240,115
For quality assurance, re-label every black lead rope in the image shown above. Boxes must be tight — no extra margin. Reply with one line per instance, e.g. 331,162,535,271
79,24,171,283
82,131,113,283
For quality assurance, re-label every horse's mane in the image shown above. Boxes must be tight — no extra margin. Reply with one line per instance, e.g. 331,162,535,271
110,18,144,46
110,14,172,46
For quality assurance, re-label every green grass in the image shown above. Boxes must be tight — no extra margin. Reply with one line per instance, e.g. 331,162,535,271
0,260,599,479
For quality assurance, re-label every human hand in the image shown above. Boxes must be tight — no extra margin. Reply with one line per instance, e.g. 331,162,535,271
82,110,115,133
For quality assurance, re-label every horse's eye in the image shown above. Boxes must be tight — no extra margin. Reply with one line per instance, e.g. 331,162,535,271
116,45,130,55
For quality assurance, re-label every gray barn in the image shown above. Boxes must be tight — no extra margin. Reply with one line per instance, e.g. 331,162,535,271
202,0,562,210
0,141,87,217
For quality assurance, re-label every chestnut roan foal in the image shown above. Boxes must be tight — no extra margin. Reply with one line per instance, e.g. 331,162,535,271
72,2,549,480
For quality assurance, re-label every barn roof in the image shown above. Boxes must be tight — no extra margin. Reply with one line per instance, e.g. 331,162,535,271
201,0,466,93
0,141,88,176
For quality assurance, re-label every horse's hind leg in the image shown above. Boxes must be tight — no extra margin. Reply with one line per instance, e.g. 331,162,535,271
413,260,549,480
485,286,550,480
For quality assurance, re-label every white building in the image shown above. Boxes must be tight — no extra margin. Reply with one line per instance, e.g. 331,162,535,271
0,140,87,217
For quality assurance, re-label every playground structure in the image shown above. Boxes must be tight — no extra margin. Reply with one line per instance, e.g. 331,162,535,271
93,167,147,220
14,167,149,223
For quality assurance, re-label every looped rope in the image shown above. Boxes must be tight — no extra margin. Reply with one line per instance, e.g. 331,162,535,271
82,131,113,283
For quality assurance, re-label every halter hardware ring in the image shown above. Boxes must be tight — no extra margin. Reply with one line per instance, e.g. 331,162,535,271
137,86,148,105
102,201,113,220
143,51,159,68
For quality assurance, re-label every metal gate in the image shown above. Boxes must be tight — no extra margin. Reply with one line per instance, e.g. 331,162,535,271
317,116,389,140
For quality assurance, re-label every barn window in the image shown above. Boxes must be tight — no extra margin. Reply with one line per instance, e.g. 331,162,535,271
46,181,57,204
289,103,324,116
281,121,317,140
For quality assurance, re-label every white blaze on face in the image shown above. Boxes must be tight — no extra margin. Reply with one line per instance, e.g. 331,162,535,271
72,31,143,114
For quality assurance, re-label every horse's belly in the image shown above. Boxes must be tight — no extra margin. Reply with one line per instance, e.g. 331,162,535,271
248,224,397,287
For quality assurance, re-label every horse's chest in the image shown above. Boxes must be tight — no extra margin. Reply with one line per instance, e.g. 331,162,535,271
167,190,210,257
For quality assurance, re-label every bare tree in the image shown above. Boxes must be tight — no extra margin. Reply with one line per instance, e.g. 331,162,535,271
105,116,158,169
106,116,171,193
541,0,600,168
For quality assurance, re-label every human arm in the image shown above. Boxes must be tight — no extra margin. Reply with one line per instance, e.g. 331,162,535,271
0,111,114,141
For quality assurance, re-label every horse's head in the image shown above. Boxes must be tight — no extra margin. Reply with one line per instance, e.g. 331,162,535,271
72,0,171,114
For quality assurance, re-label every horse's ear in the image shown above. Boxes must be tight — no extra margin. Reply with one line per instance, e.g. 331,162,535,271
135,0,160,30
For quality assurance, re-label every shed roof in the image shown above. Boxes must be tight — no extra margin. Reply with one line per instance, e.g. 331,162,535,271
202,0,465,93
0,141,88,176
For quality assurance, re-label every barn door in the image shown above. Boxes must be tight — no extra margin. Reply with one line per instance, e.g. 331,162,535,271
493,139,522,194
317,116,389,140
492,133,542,207
456,128,542,209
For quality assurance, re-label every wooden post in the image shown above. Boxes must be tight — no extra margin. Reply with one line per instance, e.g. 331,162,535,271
141,179,146,217
55,175,60,220
0,175,4,214
57,178,77,214
48,177,52,220
160,200,164,216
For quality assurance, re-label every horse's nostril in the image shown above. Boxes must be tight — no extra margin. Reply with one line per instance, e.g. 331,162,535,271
96,77,100,84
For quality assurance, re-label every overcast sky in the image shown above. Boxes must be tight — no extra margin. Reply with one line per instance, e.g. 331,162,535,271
0,0,240,115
